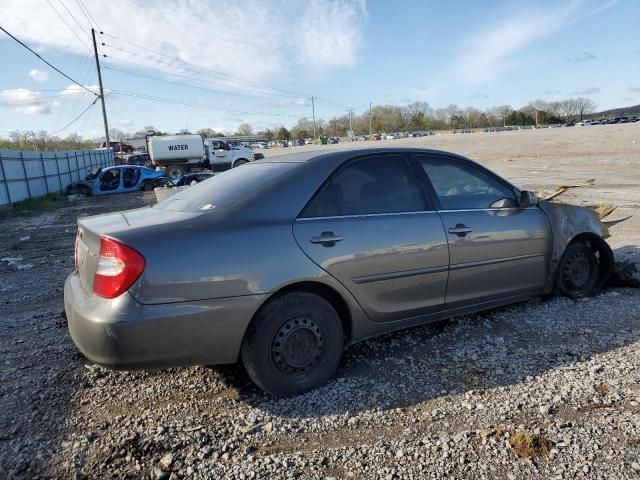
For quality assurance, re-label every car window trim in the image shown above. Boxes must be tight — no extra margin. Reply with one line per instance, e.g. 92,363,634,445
409,153,521,211
298,152,433,219
296,210,439,222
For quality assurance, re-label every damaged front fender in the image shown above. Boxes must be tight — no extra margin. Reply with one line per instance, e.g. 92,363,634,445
538,200,614,293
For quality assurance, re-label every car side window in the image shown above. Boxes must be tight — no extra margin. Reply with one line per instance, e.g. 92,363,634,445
332,155,423,215
301,183,340,218
417,157,517,210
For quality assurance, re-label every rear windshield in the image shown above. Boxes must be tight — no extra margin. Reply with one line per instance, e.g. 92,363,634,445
154,162,299,213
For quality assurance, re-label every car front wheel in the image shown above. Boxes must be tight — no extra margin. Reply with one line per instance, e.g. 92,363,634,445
555,241,600,299
242,292,344,397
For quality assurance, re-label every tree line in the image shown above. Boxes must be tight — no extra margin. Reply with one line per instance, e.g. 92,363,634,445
0,97,597,150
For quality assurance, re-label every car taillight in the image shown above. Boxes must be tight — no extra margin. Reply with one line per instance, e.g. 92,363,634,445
93,237,145,299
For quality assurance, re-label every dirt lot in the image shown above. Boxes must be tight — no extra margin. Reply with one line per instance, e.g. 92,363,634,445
1,124,639,479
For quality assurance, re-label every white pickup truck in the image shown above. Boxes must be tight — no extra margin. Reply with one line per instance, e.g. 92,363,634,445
204,139,254,172
148,135,254,179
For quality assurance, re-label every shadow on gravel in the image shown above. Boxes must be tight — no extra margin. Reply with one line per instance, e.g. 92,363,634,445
217,246,640,419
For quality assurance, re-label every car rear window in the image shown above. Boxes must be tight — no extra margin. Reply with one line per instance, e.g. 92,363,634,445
154,162,299,213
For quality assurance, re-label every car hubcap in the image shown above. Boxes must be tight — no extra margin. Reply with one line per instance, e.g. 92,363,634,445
272,317,323,373
563,250,592,290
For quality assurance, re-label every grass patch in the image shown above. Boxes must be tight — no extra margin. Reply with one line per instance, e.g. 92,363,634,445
0,192,68,218
509,431,553,458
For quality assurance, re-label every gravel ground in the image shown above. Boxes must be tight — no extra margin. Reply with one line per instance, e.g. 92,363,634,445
1,126,640,479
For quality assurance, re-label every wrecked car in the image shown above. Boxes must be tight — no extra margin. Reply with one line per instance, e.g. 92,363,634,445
66,165,168,196
64,148,614,397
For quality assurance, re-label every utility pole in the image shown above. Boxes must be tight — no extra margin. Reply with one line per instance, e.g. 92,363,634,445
91,28,110,147
347,108,353,137
369,102,373,136
311,96,317,142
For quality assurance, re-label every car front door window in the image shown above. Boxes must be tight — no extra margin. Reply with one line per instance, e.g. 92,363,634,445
100,170,121,191
417,158,518,210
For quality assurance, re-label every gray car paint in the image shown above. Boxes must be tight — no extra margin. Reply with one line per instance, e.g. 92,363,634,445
65,148,613,370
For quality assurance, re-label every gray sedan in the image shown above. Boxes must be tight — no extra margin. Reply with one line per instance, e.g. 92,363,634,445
64,148,614,396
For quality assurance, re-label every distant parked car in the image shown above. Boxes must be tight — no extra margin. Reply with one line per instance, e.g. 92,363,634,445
173,172,215,187
100,141,134,154
371,133,381,141
328,137,339,144
66,165,166,196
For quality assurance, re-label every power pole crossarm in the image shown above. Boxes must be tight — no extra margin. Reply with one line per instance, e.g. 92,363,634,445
91,28,110,147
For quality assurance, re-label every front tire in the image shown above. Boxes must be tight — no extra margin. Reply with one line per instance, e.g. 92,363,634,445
555,241,600,299
241,292,344,397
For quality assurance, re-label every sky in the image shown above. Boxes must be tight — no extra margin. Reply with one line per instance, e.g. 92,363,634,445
0,0,638,139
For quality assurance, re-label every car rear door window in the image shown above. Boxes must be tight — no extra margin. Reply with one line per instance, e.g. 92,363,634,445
301,183,340,218
332,155,424,215
417,157,517,210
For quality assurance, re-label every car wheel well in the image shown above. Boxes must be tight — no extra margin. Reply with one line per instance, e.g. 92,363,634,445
250,282,351,344
565,232,614,288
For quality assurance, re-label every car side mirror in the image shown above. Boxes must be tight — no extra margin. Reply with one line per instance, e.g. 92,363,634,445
520,190,538,207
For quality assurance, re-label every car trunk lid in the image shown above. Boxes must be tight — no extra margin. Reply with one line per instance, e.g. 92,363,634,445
76,207,201,295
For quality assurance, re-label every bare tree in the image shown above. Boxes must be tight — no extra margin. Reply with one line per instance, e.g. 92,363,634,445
574,97,597,120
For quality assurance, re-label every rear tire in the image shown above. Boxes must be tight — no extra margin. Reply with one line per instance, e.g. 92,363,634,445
242,292,344,397
555,241,600,299
233,159,248,167
166,165,185,180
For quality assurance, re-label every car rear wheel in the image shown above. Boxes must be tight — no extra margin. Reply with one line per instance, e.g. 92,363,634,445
241,292,344,397
233,159,248,167
166,165,184,179
555,241,600,299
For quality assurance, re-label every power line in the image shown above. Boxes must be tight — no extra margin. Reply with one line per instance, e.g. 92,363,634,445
74,0,100,31
99,33,311,99
45,0,91,52
101,62,310,104
316,96,352,110
101,51,305,99
0,25,98,96
48,97,98,136
57,0,91,34
101,44,306,99
110,90,302,118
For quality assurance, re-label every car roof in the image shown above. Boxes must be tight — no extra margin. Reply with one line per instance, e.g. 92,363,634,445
255,147,468,164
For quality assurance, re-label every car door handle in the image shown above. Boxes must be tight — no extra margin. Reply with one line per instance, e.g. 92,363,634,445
448,224,472,236
310,232,343,245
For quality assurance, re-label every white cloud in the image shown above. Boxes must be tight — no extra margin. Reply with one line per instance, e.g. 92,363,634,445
295,0,367,70
61,84,102,98
1,0,367,91
28,69,48,83
570,86,600,95
0,88,55,115
452,0,618,83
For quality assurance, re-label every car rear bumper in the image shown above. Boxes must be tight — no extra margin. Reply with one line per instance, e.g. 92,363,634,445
64,271,265,369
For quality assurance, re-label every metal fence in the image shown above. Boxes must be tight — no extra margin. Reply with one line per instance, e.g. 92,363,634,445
0,148,114,206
